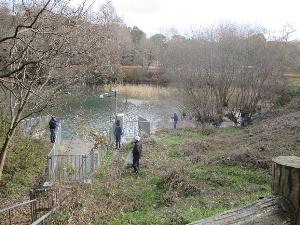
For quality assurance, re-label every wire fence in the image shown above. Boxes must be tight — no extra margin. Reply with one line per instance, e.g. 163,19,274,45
47,148,105,181
109,116,151,145
2,115,150,224
20,116,51,135
1,116,108,224
0,187,57,225
47,122,62,180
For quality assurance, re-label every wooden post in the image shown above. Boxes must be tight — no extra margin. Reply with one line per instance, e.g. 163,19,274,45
272,156,300,224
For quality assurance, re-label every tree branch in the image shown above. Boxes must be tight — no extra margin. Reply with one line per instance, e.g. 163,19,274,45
0,0,51,43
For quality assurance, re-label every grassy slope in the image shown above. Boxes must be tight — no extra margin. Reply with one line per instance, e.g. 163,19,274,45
70,129,273,225
0,129,50,203
67,88,300,225
109,131,270,225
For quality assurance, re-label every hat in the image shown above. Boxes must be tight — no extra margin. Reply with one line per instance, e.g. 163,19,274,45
134,135,140,141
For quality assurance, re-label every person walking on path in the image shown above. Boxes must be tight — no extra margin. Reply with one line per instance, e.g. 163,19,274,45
132,135,142,173
49,116,57,143
114,120,123,149
171,113,179,129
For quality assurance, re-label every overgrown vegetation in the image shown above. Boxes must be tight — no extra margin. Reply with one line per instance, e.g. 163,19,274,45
276,85,300,107
60,126,280,224
0,124,49,200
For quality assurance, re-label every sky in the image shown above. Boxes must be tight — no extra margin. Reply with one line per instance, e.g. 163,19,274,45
86,0,300,39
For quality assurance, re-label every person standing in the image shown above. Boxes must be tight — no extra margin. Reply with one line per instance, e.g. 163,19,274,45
240,110,246,127
114,120,123,149
132,135,142,173
171,113,178,129
181,111,187,120
49,116,57,143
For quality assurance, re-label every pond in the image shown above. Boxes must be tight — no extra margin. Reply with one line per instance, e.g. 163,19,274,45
54,88,182,141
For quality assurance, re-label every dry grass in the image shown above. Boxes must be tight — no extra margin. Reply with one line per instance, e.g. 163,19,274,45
284,73,300,78
183,110,300,170
121,65,159,72
104,84,174,100
61,126,276,224
284,73,300,86
53,102,300,224
288,77,300,86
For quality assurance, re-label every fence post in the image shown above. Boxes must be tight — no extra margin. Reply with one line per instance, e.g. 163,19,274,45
8,209,12,225
29,189,37,222
81,155,84,179
84,155,87,178
91,149,94,172
47,156,52,180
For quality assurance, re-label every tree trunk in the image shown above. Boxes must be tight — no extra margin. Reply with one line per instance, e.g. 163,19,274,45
272,156,300,225
0,130,15,180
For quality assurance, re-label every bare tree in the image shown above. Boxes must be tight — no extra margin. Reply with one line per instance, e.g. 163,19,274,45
0,0,117,180
162,23,290,126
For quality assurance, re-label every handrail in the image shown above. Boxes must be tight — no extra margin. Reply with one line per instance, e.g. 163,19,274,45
30,208,56,225
0,199,36,213
53,154,87,157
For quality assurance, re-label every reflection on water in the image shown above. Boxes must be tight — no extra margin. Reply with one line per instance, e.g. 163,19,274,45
55,90,179,140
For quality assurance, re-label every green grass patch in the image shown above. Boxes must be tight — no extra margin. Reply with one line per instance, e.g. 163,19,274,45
95,148,113,180
207,165,270,186
111,205,226,225
75,129,272,224
186,131,209,140
275,85,300,106
222,127,240,134
161,131,209,147
109,152,269,224
106,162,271,225
288,86,300,97
288,77,300,87
111,207,165,225
0,133,49,198
161,133,185,147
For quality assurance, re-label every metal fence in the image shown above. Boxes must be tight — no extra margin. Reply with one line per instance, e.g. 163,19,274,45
48,148,105,181
20,116,50,135
138,117,151,137
0,188,56,225
122,117,150,141
45,118,105,181
0,199,37,224
47,123,62,180
123,120,139,140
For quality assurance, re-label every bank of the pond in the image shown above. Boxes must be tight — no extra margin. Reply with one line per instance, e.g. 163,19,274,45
0,130,50,205
61,126,283,225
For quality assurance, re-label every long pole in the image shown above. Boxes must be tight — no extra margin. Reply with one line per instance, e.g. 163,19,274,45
114,90,117,121
12,0,15,15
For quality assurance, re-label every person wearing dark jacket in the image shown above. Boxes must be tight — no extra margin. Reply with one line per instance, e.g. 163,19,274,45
171,113,178,129
240,110,246,127
132,135,142,173
114,120,123,149
49,116,57,143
